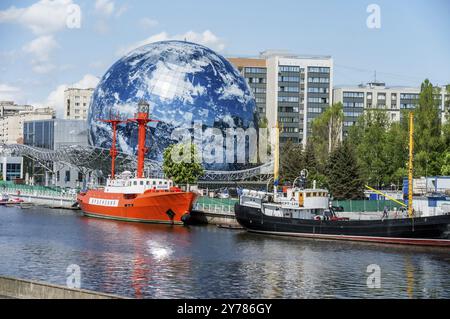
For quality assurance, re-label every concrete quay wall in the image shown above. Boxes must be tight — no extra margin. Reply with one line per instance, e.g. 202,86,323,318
0,276,124,299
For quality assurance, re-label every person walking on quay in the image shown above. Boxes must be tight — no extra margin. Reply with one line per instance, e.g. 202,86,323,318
382,206,389,220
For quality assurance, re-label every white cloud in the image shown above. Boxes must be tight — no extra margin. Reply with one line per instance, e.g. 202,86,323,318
93,1,127,34
22,35,59,74
95,0,115,16
45,74,100,118
0,84,22,102
23,35,59,61
139,17,158,29
117,30,226,56
0,0,76,35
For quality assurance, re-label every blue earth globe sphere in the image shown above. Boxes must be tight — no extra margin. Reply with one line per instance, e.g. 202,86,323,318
88,40,258,171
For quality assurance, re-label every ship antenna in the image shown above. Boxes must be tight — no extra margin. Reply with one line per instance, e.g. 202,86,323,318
129,100,159,179
273,121,280,197
100,109,126,179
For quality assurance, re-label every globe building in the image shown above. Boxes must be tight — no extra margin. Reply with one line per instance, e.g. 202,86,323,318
88,40,259,171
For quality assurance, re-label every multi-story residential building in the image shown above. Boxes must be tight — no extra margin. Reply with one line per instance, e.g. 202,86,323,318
23,119,88,188
229,51,333,145
64,88,94,120
227,58,268,118
333,82,450,135
0,101,33,117
0,107,55,144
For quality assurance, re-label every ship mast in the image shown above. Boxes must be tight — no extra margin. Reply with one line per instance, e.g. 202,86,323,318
129,100,158,179
408,112,414,218
101,113,126,179
273,121,280,196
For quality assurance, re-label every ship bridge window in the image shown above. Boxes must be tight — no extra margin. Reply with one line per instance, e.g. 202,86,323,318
133,181,137,186
153,181,156,185
306,193,311,197
140,181,144,185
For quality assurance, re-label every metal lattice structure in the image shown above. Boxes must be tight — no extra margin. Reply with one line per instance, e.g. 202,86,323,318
0,143,273,181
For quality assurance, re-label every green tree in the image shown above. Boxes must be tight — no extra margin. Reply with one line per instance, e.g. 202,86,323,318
442,84,450,151
258,116,268,129
414,79,443,177
162,143,204,187
441,152,450,176
310,102,344,167
383,113,409,187
347,109,390,188
325,141,364,200
280,139,304,184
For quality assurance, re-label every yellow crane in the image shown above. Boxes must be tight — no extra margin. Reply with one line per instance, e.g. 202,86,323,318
364,185,406,208
408,111,414,218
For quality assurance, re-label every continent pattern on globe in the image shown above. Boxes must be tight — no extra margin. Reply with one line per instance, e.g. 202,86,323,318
88,40,258,171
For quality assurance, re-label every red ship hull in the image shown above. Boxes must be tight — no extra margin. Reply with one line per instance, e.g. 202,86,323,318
77,189,198,225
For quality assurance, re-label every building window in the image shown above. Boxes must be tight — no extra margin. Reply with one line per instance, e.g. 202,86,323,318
308,97,329,104
279,66,300,73
278,76,300,82
308,67,330,73
308,87,329,93
65,170,71,182
279,86,299,93
343,92,364,98
252,87,266,94
278,96,299,103
400,93,419,99
344,111,363,117
308,77,329,83
282,127,299,133
308,107,322,113
6,163,21,181
244,67,266,74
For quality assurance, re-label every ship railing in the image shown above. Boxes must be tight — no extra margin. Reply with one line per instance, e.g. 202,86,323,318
193,203,234,215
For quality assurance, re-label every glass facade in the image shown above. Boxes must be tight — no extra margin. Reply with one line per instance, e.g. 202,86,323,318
6,163,21,181
24,120,54,150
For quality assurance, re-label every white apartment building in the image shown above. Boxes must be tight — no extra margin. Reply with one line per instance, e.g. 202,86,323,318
229,51,333,145
64,88,94,120
0,107,55,144
333,82,450,135
0,101,33,117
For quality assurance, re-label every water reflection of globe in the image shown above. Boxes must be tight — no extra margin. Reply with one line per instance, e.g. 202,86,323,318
88,40,258,171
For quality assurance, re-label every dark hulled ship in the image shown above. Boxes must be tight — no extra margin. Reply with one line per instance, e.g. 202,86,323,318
234,187,450,246
235,114,450,247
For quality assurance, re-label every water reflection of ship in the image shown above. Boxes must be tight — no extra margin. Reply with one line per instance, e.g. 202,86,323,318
82,217,193,298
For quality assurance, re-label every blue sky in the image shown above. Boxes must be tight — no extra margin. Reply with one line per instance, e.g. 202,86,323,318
0,0,449,116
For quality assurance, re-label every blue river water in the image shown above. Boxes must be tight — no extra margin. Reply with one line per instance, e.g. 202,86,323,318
0,206,449,299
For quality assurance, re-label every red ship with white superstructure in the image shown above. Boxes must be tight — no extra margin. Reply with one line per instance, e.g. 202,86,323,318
77,100,198,225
